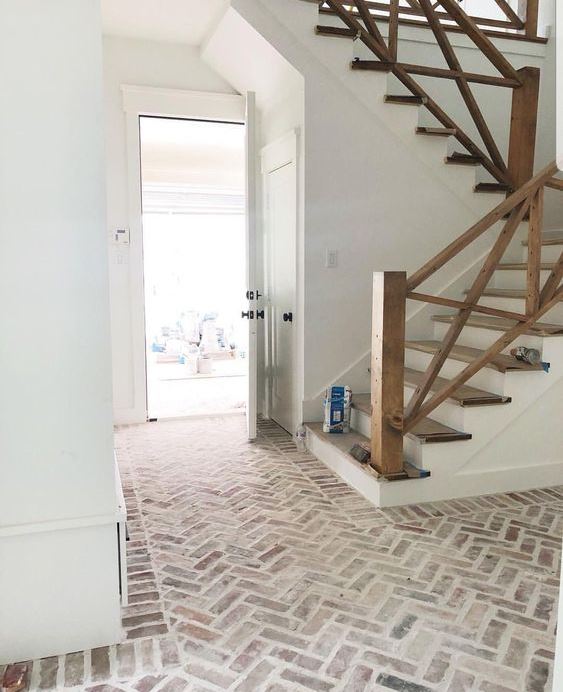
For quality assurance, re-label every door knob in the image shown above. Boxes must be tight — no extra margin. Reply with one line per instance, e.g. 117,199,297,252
283,312,293,323
256,310,265,319
241,310,254,320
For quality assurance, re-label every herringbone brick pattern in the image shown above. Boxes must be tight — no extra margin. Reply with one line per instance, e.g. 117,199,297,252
7,416,562,691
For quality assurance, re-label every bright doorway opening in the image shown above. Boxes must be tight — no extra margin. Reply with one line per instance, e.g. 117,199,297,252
140,116,247,419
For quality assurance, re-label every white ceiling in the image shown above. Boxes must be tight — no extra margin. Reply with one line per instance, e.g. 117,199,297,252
101,0,229,45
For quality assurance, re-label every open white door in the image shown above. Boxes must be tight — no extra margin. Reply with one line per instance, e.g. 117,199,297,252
245,92,258,440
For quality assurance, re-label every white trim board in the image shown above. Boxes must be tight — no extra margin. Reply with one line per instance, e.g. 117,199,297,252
121,85,245,120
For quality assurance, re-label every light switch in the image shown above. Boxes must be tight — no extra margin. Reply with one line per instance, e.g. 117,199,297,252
325,249,338,268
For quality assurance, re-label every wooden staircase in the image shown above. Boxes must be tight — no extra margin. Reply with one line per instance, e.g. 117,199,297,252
302,1,562,506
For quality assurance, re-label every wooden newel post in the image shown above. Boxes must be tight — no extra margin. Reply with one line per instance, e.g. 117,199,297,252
519,0,539,39
508,66,540,189
370,271,407,477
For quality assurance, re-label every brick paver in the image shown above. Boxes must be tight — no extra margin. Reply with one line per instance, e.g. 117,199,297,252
6,416,562,691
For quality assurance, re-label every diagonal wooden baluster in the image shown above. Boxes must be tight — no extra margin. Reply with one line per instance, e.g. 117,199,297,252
540,251,563,307
325,0,390,60
493,0,525,29
406,285,563,430
407,162,558,291
526,187,543,314
404,198,531,427
418,0,508,177
436,0,523,83
355,0,392,56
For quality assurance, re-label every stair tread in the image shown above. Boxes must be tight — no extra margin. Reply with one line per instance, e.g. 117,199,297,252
352,394,472,443
385,94,424,105
432,313,563,336
416,126,456,137
406,339,543,372
446,152,482,166
497,262,555,270
403,367,510,406
305,422,382,477
474,182,512,193
522,236,563,247
315,25,354,38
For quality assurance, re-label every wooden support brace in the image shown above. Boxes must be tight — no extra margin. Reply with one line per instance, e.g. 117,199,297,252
370,272,406,477
520,0,539,38
508,66,541,189
526,187,543,314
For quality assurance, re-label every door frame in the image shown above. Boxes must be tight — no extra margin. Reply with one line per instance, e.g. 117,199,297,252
121,85,246,424
260,129,300,434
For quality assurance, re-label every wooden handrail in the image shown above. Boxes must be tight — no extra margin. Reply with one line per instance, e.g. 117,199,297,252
319,0,540,36
407,162,559,291
368,163,562,470
352,60,522,88
321,0,543,187
399,163,562,433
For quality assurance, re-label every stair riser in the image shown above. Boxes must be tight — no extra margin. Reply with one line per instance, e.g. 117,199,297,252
403,384,504,432
352,406,470,474
405,348,507,392
491,269,553,290
433,321,548,352
353,392,508,443
476,295,563,323
351,406,371,439
523,244,563,263
378,102,425,136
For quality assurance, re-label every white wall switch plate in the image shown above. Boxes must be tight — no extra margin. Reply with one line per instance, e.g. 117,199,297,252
325,249,338,268
114,228,130,245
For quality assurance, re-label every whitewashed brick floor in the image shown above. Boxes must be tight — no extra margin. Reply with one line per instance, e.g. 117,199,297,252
4,416,562,691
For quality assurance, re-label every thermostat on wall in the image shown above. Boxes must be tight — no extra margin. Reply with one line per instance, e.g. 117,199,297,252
114,228,130,245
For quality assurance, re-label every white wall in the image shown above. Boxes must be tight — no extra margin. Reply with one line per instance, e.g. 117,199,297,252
103,37,237,423
202,5,305,428
229,0,558,415
0,0,121,662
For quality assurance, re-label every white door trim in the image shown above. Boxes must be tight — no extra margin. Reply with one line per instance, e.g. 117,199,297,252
260,129,300,433
120,86,246,424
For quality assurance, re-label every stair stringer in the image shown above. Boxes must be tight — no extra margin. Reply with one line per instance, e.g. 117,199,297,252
233,0,509,217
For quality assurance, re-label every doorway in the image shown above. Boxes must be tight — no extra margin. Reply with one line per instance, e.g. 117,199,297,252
140,116,248,419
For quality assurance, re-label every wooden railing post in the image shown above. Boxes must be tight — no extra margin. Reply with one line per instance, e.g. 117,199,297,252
519,0,539,38
370,271,406,477
507,66,540,189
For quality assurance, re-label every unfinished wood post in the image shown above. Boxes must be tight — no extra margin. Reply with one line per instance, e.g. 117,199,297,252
519,0,539,38
370,271,406,477
526,186,543,314
508,66,540,189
